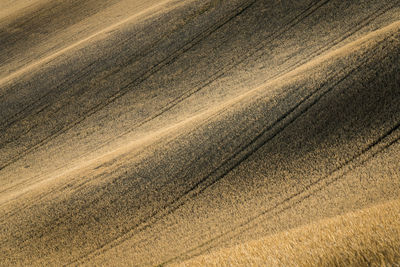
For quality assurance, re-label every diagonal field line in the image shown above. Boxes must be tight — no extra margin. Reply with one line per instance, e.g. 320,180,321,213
0,0,177,87
70,19,400,265
0,0,259,172
0,0,327,173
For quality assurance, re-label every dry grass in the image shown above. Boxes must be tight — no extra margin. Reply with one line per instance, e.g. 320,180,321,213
1,0,400,266
178,199,400,267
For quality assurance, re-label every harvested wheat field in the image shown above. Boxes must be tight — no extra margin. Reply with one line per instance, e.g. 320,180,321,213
1,0,399,266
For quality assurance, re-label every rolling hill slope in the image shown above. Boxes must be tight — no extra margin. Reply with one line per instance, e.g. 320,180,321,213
1,0,399,266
